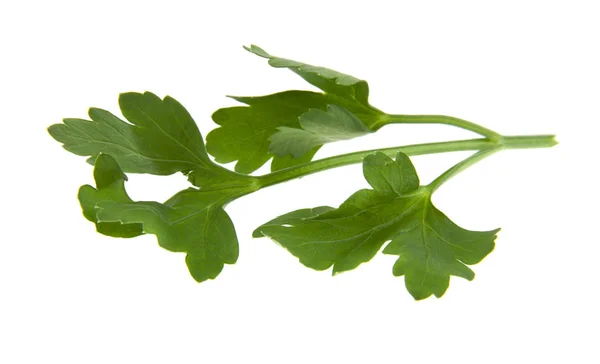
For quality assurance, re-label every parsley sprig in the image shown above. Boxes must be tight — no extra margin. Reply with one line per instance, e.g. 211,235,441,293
48,46,556,299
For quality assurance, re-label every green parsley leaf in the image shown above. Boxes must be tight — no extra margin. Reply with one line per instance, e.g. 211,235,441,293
205,45,386,173
254,152,498,300
48,91,253,189
48,91,206,175
78,152,144,238
49,92,214,175
244,45,370,106
270,105,372,158
79,154,248,282
206,91,329,173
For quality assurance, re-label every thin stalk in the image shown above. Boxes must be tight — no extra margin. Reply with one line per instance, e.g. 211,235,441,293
498,135,559,149
377,114,502,141
427,146,503,193
257,134,556,189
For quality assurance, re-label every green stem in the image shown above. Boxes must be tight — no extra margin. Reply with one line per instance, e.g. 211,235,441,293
257,134,556,189
377,114,502,140
427,146,502,193
497,135,559,149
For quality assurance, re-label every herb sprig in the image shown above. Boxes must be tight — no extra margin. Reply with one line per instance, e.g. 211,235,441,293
49,45,556,300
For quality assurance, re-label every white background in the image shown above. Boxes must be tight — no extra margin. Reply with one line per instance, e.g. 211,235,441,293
1,1,599,363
